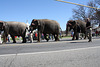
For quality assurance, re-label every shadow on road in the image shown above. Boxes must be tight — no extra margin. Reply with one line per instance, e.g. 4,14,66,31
70,42,88,43
1,37,100,45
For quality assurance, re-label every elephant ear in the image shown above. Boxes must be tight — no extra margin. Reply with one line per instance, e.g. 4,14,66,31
67,21,72,26
31,19,36,25
3,22,7,26
73,21,76,23
0,22,3,30
0,22,7,31
32,19,40,26
37,20,40,26
0,22,3,26
73,21,77,25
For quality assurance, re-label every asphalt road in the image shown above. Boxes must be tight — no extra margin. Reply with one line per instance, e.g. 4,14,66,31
0,37,100,67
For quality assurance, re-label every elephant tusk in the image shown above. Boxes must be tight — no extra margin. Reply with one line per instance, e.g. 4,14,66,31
32,23,35,25
68,23,72,26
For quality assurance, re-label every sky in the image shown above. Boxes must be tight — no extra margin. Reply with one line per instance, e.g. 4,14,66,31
0,0,90,30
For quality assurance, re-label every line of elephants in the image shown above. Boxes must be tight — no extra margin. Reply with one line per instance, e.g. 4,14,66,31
0,19,87,44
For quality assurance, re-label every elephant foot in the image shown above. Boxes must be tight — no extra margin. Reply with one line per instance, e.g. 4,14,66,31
13,42,16,43
22,41,26,43
76,38,79,40
37,41,40,42
72,39,75,40
55,36,58,41
84,38,86,39
55,39,57,41
47,39,49,42
58,39,60,41
2,42,6,44
76,39,79,40
55,40,60,41
55,38,59,41
80,37,82,40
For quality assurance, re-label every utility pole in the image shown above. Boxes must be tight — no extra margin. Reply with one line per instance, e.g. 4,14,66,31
55,0,100,10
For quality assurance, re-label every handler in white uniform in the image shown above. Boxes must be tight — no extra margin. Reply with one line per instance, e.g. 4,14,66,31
0,31,4,44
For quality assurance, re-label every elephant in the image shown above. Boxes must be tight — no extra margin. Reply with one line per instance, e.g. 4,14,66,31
66,20,87,40
0,21,27,43
30,19,60,42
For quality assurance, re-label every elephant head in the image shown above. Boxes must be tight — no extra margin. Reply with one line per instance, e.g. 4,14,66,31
30,19,40,30
0,21,9,35
66,20,77,36
0,21,6,31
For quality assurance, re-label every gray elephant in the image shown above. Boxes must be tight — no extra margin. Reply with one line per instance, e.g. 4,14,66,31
66,20,87,40
0,21,27,43
30,19,60,42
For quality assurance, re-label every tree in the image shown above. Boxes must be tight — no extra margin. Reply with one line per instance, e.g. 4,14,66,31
87,1,98,27
72,0,99,27
95,0,100,5
87,1,97,19
72,6,87,21
94,0,100,26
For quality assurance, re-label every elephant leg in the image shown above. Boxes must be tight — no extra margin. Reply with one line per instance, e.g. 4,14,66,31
37,31,41,42
54,34,58,41
21,31,26,43
76,33,79,40
84,32,87,39
22,35,26,43
56,34,59,41
72,34,75,40
44,34,49,42
11,35,16,43
2,33,8,44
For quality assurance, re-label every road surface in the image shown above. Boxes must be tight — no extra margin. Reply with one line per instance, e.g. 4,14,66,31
0,37,100,67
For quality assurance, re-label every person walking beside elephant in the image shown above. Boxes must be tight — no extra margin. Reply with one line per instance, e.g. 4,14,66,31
28,30,33,43
0,31,3,44
7,34,10,42
86,18,92,42
59,28,62,39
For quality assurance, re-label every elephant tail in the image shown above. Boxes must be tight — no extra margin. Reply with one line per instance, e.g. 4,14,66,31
66,24,69,36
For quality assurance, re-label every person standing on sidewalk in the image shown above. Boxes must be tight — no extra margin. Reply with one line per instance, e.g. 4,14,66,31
7,34,10,42
86,18,92,42
0,31,2,44
0,31,4,44
28,30,33,43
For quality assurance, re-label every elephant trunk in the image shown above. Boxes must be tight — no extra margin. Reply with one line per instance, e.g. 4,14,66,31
66,25,69,36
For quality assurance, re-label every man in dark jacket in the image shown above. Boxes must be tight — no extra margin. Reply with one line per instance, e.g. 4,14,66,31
86,18,92,42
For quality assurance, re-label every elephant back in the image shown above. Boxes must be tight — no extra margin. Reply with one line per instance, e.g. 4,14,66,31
75,20,86,33
39,19,60,27
38,19,60,34
7,21,27,27
75,20,86,25
6,21,27,35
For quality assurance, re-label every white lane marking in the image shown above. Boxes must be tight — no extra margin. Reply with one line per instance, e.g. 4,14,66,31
0,54,16,57
18,46,100,56
0,46,100,57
